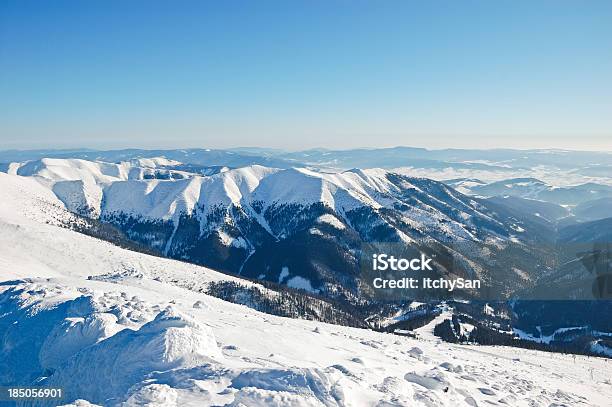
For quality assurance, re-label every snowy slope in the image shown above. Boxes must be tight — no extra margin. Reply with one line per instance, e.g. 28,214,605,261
0,172,249,285
6,158,199,218
7,158,391,219
1,172,611,406
10,157,188,183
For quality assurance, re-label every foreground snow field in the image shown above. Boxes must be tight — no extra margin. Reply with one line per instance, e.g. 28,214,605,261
1,171,611,406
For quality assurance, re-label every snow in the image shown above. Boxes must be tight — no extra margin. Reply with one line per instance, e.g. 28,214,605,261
218,230,249,249
286,276,318,293
513,267,531,281
9,271,608,406
459,322,475,336
309,228,326,236
414,307,453,342
513,326,587,345
128,157,182,168
394,164,612,188
1,170,612,406
278,266,290,283
43,306,223,403
13,158,125,183
40,311,123,369
316,214,346,230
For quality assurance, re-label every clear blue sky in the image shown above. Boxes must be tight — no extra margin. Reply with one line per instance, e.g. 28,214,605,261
1,1,610,151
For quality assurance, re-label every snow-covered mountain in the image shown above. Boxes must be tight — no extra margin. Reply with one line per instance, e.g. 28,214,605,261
1,169,611,406
456,177,612,206
4,157,559,301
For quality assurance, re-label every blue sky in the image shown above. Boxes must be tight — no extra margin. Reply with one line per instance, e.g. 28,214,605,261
0,1,610,151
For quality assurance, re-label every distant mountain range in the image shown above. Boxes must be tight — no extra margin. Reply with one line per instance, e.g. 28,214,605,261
2,146,611,171
452,177,612,206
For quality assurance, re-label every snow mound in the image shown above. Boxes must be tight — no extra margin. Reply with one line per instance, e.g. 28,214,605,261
40,311,122,370
43,307,222,404
229,367,345,406
404,370,449,391
123,384,179,406
58,400,102,407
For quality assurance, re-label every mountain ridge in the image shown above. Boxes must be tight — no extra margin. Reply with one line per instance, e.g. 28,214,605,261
4,157,561,303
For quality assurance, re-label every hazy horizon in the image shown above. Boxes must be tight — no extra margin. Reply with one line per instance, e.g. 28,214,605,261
1,143,611,154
